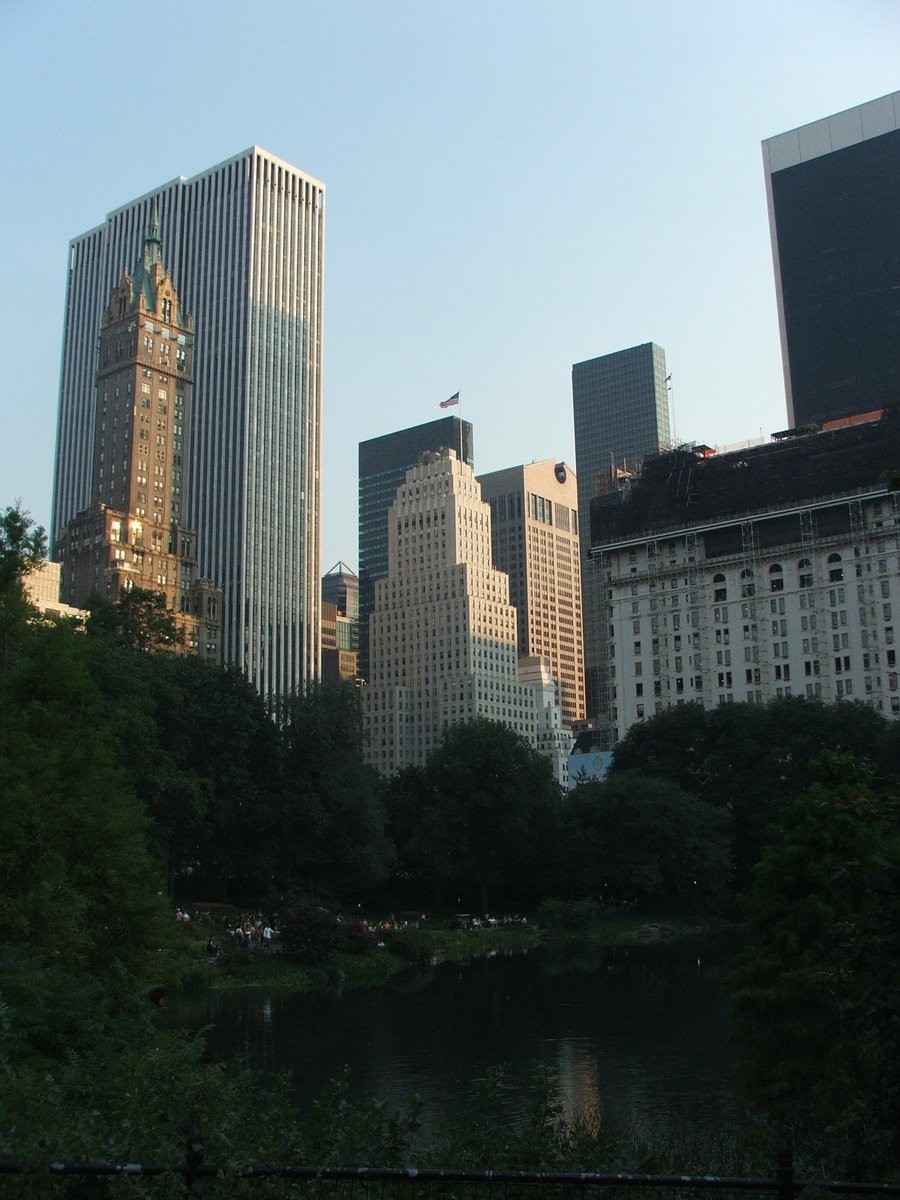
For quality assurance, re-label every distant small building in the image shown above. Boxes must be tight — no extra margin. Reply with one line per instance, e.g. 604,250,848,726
321,562,360,683
23,560,86,624
567,728,613,788
518,655,573,787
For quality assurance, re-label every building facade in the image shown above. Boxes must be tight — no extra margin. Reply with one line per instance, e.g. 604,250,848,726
321,562,359,684
572,342,670,721
52,148,324,695
763,92,900,428
23,561,86,624
53,207,221,659
586,410,900,746
478,459,585,726
364,449,568,777
358,416,473,682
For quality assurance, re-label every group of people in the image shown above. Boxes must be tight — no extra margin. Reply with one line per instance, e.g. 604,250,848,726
221,915,278,954
173,907,279,960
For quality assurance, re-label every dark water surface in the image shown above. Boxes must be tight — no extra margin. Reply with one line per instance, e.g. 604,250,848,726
170,938,738,1133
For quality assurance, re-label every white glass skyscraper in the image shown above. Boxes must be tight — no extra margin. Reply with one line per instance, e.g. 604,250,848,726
52,147,324,697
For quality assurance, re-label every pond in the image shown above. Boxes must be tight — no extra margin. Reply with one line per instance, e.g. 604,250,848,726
170,936,739,1135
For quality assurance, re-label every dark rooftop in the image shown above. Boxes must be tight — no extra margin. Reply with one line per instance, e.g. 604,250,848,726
590,406,900,547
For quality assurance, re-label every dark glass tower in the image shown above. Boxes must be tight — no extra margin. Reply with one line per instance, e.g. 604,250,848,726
358,416,474,681
763,93,900,428
572,342,670,726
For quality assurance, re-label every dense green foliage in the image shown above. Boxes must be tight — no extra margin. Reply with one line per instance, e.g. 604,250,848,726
610,698,895,891
536,898,600,931
563,773,731,911
731,753,900,1166
387,719,566,909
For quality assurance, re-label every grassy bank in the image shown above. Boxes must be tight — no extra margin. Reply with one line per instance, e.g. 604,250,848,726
208,924,540,992
203,914,713,993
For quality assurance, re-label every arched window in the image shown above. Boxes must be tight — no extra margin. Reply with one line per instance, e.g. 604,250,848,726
828,553,843,583
713,572,727,601
769,563,784,592
740,567,755,597
798,558,813,588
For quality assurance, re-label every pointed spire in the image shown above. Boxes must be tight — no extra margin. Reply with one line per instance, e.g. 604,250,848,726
144,196,162,267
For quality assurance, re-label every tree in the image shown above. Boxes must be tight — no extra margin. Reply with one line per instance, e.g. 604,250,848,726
0,607,171,979
87,586,181,652
390,719,566,910
0,503,47,672
564,772,731,912
730,753,900,1163
610,697,893,893
278,683,393,898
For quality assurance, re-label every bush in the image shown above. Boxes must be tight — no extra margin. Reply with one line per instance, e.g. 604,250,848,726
342,919,378,956
387,928,435,964
279,903,342,964
537,897,599,932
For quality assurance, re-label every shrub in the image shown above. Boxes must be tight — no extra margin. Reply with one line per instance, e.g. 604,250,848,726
537,897,599,932
387,928,435,964
279,903,342,964
341,919,378,956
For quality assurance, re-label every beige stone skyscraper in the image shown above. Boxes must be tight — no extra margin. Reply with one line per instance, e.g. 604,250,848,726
365,449,551,777
478,460,585,726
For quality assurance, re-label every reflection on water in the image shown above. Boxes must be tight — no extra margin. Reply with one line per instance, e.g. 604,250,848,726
168,939,737,1134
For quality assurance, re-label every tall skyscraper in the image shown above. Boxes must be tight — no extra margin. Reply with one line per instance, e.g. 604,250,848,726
358,416,473,681
572,342,670,720
365,448,555,777
478,459,585,726
54,205,220,659
763,92,900,428
52,148,324,696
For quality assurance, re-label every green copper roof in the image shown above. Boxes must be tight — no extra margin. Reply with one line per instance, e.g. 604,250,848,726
127,197,184,323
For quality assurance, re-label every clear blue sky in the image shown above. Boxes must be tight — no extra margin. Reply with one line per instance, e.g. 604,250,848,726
1,0,897,572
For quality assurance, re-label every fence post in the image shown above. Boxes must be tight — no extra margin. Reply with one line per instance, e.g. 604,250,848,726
185,1124,204,1195
776,1144,795,1200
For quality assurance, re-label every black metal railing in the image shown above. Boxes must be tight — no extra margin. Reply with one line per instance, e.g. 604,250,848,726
1,1136,898,1198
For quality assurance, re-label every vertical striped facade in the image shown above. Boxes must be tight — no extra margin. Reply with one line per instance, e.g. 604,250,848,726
52,148,325,698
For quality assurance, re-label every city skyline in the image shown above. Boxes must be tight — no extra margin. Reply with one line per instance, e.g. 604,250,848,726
3,4,897,577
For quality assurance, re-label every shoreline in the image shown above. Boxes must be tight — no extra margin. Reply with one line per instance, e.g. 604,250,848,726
199,914,714,995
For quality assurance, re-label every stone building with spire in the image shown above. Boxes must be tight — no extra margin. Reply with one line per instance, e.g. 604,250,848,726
54,202,221,658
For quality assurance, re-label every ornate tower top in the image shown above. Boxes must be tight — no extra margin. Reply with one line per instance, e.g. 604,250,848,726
143,196,162,268
101,199,191,330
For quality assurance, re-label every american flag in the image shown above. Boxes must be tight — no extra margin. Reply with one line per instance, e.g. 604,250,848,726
440,392,460,409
